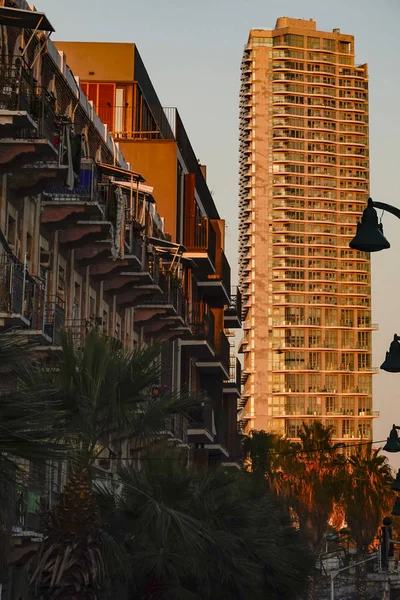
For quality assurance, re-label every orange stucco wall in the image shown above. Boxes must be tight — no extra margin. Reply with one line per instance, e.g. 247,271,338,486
55,42,135,82
119,140,178,240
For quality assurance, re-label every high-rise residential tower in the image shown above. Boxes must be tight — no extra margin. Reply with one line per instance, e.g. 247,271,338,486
238,18,375,443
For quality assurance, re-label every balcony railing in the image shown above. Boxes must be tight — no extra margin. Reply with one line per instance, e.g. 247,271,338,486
0,56,63,147
224,357,242,390
170,285,189,322
44,295,66,346
214,250,231,295
190,304,215,350
0,57,35,113
26,277,46,331
215,332,231,375
225,287,242,322
183,216,216,268
95,105,176,140
43,159,98,200
0,253,24,315
144,251,160,286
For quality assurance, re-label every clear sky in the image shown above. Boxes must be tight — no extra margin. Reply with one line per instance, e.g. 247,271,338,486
36,0,400,464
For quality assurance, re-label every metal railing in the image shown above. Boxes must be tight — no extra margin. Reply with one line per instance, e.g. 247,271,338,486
190,303,215,349
146,251,160,286
26,277,45,331
0,56,62,147
220,251,231,295
0,57,35,113
226,287,242,319
170,284,189,322
183,216,217,268
95,105,176,140
216,332,231,375
0,253,24,315
225,357,242,389
44,295,66,346
43,160,98,201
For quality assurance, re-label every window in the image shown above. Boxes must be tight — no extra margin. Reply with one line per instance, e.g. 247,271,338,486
307,37,320,49
342,419,355,438
326,397,337,414
283,34,304,48
339,40,351,54
323,38,335,51
342,397,355,415
358,422,371,438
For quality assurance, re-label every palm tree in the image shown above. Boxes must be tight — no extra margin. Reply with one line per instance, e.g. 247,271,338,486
244,422,345,599
242,429,292,494
281,422,344,547
96,449,314,599
341,443,394,600
0,333,65,590
26,330,202,599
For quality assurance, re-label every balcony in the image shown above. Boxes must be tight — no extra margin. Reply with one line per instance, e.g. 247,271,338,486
41,159,105,228
0,253,49,342
0,60,70,188
0,253,26,327
135,273,190,337
113,250,161,309
183,215,216,274
0,58,36,136
195,331,230,379
223,358,242,398
199,249,231,308
224,287,242,328
187,405,215,444
181,305,216,359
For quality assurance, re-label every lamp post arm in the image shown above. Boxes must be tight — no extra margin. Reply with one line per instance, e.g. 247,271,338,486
372,201,400,221
330,553,378,600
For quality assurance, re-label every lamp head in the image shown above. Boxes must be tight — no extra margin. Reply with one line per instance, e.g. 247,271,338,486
392,497,400,517
392,470,400,492
349,198,390,253
381,334,400,373
383,425,400,453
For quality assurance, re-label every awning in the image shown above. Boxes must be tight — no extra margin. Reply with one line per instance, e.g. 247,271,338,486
148,236,185,253
148,236,195,265
114,180,154,198
97,162,145,183
0,6,54,32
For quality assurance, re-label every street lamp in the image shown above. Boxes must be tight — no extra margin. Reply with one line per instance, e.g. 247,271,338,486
392,469,400,492
383,425,400,453
381,334,400,373
349,199,400,451
349,198,390,252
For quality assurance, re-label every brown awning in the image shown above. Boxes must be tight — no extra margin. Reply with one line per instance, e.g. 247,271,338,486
0,6,54,32
97,162,145,183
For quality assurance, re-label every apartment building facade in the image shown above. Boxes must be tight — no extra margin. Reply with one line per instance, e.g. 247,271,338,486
238,17,376,442
53,40,243,465
0,0,241,569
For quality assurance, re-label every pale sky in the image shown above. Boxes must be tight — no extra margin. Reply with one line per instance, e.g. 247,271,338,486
36,0,400,465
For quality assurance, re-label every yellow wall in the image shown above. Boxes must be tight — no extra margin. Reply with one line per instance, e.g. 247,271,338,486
55,42,135,82
120,140,178,240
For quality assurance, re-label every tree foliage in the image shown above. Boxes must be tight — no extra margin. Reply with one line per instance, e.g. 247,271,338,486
96,450,314,599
